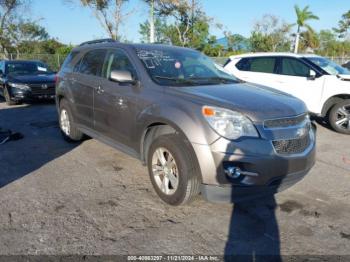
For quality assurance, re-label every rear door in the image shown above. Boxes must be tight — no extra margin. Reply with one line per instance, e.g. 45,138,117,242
71,49,107,129
233,56,279,88
93,48,140,147
271,57,325,113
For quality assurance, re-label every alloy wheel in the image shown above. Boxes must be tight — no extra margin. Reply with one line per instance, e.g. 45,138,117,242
60,109,71,136
151,147,179,195
335,105,350,130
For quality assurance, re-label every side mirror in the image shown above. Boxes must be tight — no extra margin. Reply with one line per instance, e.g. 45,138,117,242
308,69,316,80
110,70,136,84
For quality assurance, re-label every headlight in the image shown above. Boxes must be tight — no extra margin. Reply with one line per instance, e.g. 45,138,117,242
8,82,31,90
202,106,259,140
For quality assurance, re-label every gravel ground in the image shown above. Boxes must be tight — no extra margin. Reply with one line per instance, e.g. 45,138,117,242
0,99,350,258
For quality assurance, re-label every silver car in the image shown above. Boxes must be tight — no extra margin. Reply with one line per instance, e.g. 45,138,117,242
56,39,316,205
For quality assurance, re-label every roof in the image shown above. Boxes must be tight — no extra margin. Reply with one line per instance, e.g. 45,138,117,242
4,60,43,63
229,52,322,59
74,41,194,53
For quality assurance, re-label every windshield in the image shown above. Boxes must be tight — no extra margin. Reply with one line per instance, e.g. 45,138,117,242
307,57,350,75
136,47,238,86
6,62,53,76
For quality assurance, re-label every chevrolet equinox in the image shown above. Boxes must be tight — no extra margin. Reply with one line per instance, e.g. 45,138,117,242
56,39,316,205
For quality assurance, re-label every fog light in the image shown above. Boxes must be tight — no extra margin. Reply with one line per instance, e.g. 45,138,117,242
225,166,242,179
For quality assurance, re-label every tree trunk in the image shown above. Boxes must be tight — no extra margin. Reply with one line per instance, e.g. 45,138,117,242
149,0,155,43
294,25,300,53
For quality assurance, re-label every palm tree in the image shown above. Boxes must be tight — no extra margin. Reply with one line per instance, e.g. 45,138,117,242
293,5,319,53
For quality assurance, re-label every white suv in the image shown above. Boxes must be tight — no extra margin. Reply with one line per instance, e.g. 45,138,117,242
224,53,350,134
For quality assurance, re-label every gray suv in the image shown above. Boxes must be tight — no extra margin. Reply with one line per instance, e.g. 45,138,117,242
56,39,316,205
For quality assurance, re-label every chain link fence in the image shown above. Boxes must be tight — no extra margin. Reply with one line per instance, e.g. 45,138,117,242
329,57,349,65
1,53,65,71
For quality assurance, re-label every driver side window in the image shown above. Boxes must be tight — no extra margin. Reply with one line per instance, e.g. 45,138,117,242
281,58,310,77
103,49,137,80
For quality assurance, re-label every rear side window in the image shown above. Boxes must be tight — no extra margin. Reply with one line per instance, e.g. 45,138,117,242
250,57,276,73
78,49,107,77
281,58,310,77
236,57,276,74
60,51,79,73
236,58,250,71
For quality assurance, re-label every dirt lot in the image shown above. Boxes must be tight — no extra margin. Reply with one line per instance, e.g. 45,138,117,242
0,99,350,258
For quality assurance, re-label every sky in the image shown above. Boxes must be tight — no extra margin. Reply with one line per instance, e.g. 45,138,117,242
30,0,349,45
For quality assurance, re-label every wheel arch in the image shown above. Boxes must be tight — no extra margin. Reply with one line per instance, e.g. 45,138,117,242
321,94,350,117
140,121,187,164
140,121,203,185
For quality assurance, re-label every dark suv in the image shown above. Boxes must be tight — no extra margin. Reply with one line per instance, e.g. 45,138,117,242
56,39,316,205
0,60,56,105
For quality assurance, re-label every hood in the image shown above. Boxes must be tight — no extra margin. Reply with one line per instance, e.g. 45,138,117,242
171,83,307,122
7,73,55,84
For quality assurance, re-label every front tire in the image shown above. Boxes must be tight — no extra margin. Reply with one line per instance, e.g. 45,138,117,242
147,134,201,205
59,99,84,142
328,100,350,134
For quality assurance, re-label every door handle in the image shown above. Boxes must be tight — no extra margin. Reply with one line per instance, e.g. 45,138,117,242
95,86,104,94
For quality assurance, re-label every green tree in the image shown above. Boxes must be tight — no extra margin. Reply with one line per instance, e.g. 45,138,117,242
78,0,133,40
293,5,319,53
202,35,224,56
223,32,250,52
299,28,320,52
0,0,29,57
333,10,350,38
249,15,292,52
10,20,49,54
139,17,169,43
155,0,213,48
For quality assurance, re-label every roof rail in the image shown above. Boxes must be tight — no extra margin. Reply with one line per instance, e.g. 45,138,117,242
79,38,117,46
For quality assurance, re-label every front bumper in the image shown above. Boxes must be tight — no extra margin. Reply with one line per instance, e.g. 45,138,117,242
10,87,55,101
201,166,313,202
192,124,316,203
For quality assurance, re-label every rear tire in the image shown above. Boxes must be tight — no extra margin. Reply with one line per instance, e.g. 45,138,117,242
59,99,84,142
147,133,201,205
328,100,350,135
4,88,18,106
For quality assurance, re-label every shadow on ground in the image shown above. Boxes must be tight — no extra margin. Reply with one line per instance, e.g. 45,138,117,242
219,139,283,261
310,115,333,132
0,99,79,188
224,196,281,262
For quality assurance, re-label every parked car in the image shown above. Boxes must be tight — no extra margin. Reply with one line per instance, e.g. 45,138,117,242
224,53,350,134
56,39,316,205
342,61,350,70
0,60,56,105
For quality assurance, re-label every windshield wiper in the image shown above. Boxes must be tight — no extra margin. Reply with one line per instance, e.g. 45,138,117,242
153,76,199,85
188,76,238,84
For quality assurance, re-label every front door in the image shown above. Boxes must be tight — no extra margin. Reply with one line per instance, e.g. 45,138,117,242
93,48,140,147
270,57,325,113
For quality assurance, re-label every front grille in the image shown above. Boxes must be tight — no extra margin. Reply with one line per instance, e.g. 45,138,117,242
272,134,310,155
264,114,307,129
29,83,55,95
